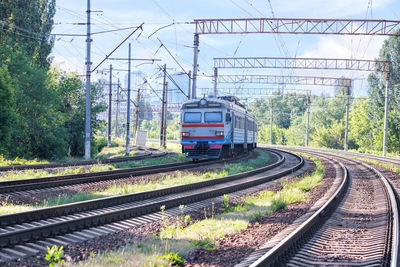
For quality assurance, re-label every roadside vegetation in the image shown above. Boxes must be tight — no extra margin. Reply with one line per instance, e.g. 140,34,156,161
0,155,49,167
95,142,138,159
69,155,324,266
147,141,182,154
350,156,400,175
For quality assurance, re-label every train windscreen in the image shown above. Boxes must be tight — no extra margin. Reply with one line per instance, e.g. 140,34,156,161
204,112,222,123
184,112,202,123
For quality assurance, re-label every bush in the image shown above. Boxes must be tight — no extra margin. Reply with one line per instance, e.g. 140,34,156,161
92,138,108,156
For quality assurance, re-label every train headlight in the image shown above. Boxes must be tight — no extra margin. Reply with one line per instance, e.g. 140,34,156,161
215,131,224,136
182,132,190,137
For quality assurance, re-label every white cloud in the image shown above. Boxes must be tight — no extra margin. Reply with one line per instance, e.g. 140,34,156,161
272,0,394,18
300,35,385,59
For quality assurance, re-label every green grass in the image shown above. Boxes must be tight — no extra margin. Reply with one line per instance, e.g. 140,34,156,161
0,165,116,182
114,153,188,169
0,151,186,183
67,154,324,267
147,141,182,153
0,197,36,215
347,148,400,159
0,155,49,167
67,238,191,267
350,156,400,175
95,146,138,159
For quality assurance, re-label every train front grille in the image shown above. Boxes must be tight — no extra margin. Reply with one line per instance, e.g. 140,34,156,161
185,142,221,157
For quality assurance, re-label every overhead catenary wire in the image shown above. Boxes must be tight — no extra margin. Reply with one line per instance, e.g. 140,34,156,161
157,38,188,75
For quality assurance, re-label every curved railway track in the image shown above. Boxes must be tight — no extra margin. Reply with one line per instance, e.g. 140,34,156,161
283,146,400,169
0,149,305,264
0,147,165,172
247,148,400,267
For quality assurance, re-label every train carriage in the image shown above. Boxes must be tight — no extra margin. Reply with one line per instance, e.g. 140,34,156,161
180,96,257,159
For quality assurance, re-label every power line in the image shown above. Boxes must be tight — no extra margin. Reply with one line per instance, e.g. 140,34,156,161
157,38,188,75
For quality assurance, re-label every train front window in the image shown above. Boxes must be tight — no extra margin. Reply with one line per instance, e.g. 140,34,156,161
204,112,222,123
184,112,202,123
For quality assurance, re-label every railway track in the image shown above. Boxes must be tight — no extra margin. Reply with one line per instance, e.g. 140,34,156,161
0,149,304,264
0,146,165,172
246,148,400,266
0,154,242,194
279,145,400,169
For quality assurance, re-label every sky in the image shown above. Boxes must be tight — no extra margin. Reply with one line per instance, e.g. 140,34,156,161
50,0,400,98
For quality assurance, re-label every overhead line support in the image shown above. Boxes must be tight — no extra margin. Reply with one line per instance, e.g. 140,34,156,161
108,64,112,147
84,0,91,160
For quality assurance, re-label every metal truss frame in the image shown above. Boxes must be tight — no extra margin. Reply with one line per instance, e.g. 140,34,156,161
198,87,311,96
217,74,352,87
214,57,391,73
195,18,400,36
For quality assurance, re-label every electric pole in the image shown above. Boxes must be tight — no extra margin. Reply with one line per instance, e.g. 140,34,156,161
270,98,273,145
305,94,310,147
163,82,168,148
108,64,112,147
126,43,132,155
160,64,167,148
344,83,351,151
191,34,199,99
115,79,120,137
213,67,218,97
134,87,140,143
188,70,192,100
84,0,92,159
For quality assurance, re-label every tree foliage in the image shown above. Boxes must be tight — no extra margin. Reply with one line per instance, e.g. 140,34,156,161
0,1,107,160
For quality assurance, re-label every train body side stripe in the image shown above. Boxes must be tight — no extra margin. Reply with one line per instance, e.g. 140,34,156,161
182,124,224,127
182,136,224,140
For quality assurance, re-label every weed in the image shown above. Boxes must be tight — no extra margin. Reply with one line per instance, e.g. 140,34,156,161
45,245,64,267
249,211,265,221
222,194,230,212
157,252,185,266
191,239,216,251
184,215,191,225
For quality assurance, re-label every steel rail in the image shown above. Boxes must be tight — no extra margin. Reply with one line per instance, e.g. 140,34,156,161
0,147,164,172
0,149,304,248
250,157,349,266
0,154,240,194
251,149,400,266
319,152,400,267
270,145,400,169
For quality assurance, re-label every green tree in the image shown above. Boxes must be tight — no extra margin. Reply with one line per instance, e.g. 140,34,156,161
55,74,107,157
0,65,16,155
368,31,400,153
0,0,56,68
348,99,375,151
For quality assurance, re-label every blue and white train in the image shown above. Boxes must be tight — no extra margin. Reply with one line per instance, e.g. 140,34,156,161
180,96,257,159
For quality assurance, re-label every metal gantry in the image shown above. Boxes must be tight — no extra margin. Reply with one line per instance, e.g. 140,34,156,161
217,74,351,87
214,57,391,72
198,87,311,96
194,18,400,35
